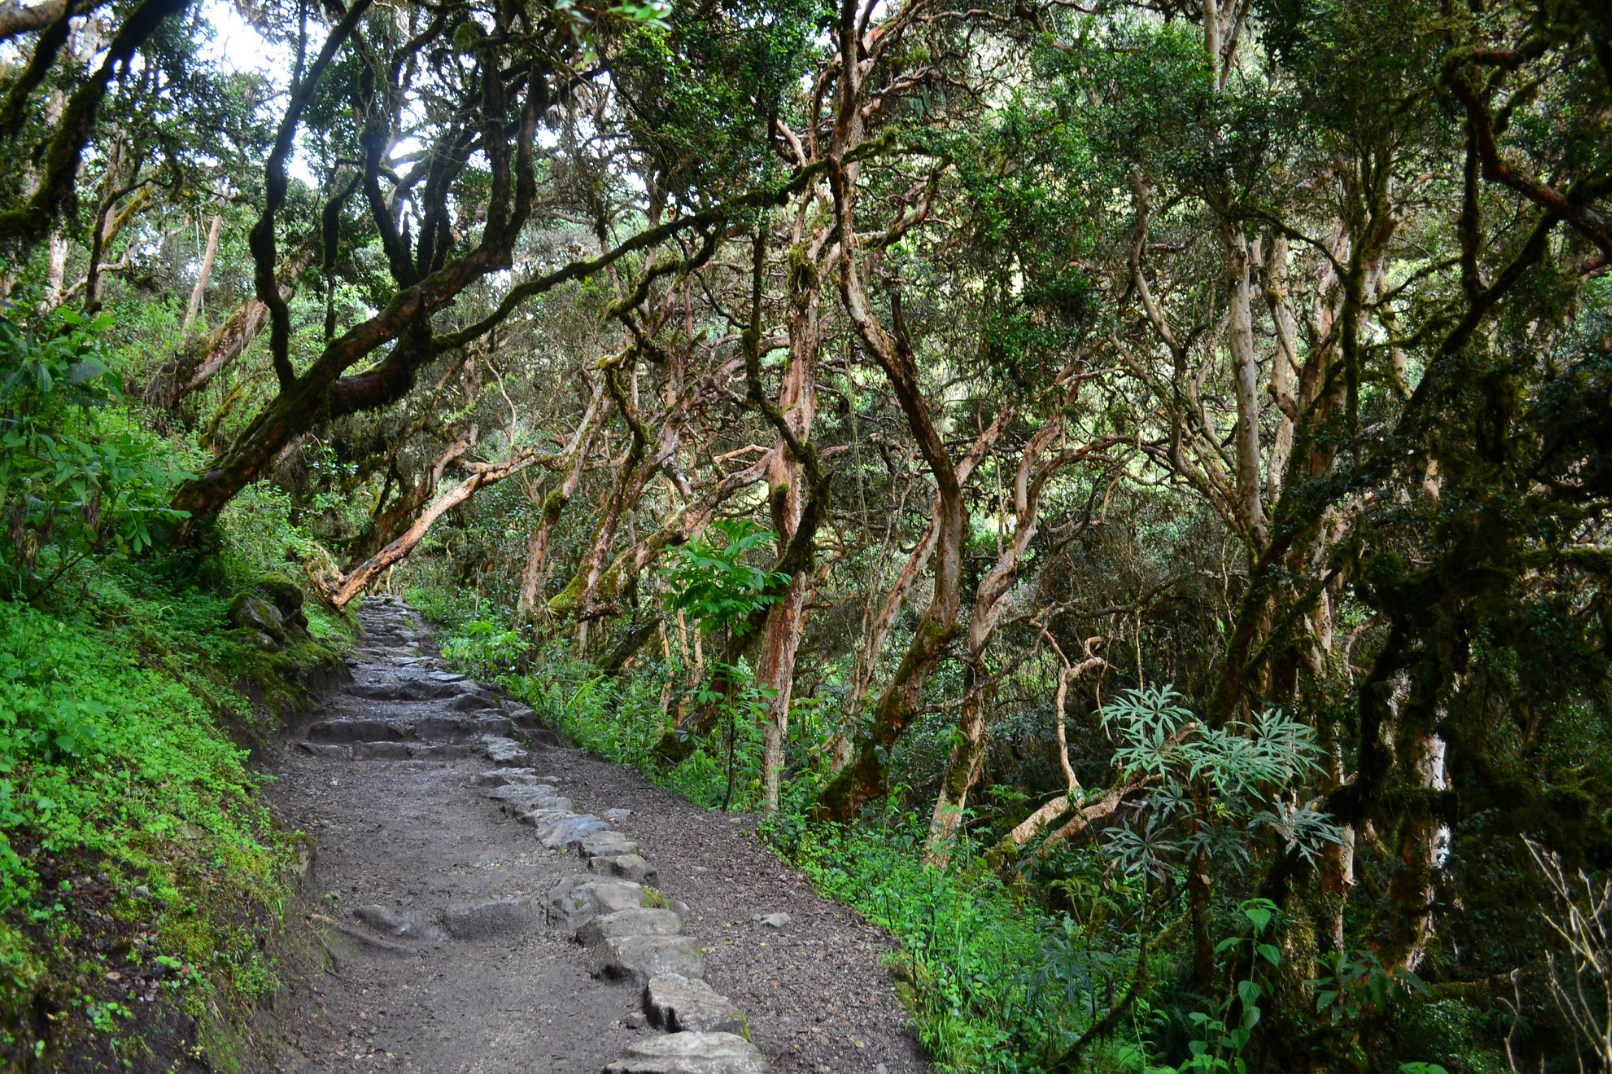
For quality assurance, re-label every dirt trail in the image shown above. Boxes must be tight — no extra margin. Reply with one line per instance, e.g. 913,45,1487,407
263,597,929,1074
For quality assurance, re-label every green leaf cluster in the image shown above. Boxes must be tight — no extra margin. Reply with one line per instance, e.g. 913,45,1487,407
1099,687,1341,882
660,518,788,634
0,308,193,599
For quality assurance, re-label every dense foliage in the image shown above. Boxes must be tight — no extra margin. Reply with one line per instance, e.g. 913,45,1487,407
1,0,1608,1068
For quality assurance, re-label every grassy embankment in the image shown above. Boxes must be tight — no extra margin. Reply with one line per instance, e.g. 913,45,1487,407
0,558,352,1072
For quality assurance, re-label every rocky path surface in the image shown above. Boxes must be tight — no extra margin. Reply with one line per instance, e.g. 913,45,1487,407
265,597,929,1074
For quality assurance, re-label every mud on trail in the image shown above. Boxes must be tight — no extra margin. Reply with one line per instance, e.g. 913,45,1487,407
261,597,929,1074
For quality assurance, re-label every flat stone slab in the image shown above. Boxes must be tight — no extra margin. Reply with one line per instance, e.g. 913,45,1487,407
447,691,502,713
591,934,705,984
481,737,529,764
574,908,684,948
293,742,350,759
546,877,647,929
485,782,563,807
603,1032,769,1074
569,830,638,859
353,905,434,940
536,813,610,849
603,808,633,822
518,807,578,829
439,897,537,940
308,718,406,743
347,679,471,702
589,853,659,884
505,795,573,818
416,713,512,740
474,767,542,786
351,740,413,760
644,974,746,1035
407,742,478,760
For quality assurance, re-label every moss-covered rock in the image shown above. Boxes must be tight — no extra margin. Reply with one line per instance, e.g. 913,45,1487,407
253,574,311,634
253,573,304,614
229,592,286,642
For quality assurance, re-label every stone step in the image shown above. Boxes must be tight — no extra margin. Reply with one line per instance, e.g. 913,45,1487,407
569,830,637,858
573,908,685,948
307,714,510,744
643,974,746,1036
484,782,564,807
354,741,481,761
603,1032,770,1074
535,813,611,850
440,897,538,940
482,737,529,764
546,877,650,929
517,807,579,830
590,934,705,984
589,853,659,885
472,767,546,786
294,741,482,761
353,904,435,940
309,718,405,743
346,679,489,702
424,713,513,738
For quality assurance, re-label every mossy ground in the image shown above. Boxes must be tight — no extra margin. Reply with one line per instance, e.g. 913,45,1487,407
0,559,354,1072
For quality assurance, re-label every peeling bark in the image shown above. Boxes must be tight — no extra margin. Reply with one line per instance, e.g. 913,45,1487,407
817,9,966,818
182,213,223,331
925,375,1102,862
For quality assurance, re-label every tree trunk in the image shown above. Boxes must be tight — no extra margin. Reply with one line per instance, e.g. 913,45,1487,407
1379,695,1452,973
182,212,223,330
1263,233,1299,501
369,423,477,552
754,220,826,813
830,408,1009,770
517,385,605,617
328,449,547,608
815,48,969,817
923,367,1117,858
43,229,67,307
925,411,1070,859
82,139,126,315
546,457,769,623
1222,225,1268,549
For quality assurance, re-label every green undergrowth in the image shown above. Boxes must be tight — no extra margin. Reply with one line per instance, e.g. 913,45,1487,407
766,807,1141,1074
0,559,353,1071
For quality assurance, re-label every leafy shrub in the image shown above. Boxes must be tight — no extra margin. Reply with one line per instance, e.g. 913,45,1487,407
660,518,788,633
0,595,280,913
1096,686,1340,884
0,307,192,598
441,615,534,681
215,482,323,579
